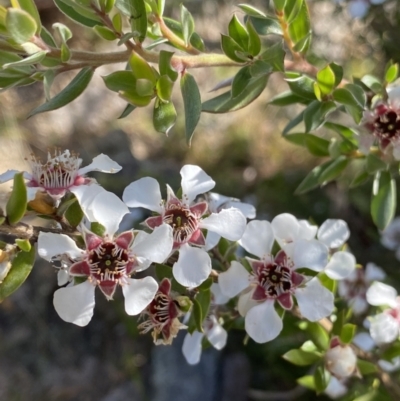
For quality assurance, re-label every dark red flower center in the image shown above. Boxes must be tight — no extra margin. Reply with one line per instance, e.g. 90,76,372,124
374,109,400,140
163,204,198,243
88,242,129,282
257,263,292,297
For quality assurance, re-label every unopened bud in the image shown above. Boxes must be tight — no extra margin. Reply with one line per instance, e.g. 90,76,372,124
325,341,357,379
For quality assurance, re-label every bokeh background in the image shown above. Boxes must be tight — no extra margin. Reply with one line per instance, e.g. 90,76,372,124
1,0,400,400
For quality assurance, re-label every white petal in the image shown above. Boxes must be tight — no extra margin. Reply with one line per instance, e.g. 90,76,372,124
131,224,173,263
172,244,211,287
200,208,246,241
378,357,400,373
358,131,375,155
90,191,129,237
57,269,70,286
78,154,122,175
366,282,398,307
325,377,348,399
238,288,259,316
38,232,84,261
0,169,20,183
317,219,350,249
27,187,40,202
122,276,158,315
206,316,227,350
271,213,300,247
293,239,329,271
295,278,334,321
325,252,356,280
122,177,163,213
298,220,318,240
238,220,274,259
182,331,204,365
365,263,386,282
53,281,95,326
245,300,282,343
71,185,105,221
348,0,369,18
210,283,230,305
381,217,400,250
180,165,215,205
370,313,400,344
350,297,369,315
218,261,250,298
392,143,400,161
204,231,221,251
353,332,376,352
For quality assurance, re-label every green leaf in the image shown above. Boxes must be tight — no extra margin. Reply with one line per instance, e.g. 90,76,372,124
371,171,396,230
29,67,94,117
54,0,101,27
282,349,321,366
318,156,349,184
155,263,173,281
156,74,174,101
202,74,268,113
385,62,398,84
283,110,305,135
180,4,195,46
89,222,106,237
231,66,252,98
136,78,154,96
294,160,335,194
6,172,27,225
248,16,282,36
269,90,308,106
118,103,136,119
304,134,330,156
197,277,213,291
228,14,249,51
366,154,387,174
306,322,329,350
6,8,37,44
329,62,343,88
238,4,266,18
249,60,273,78
316,65,336,96
286,0,311,54
357,360,378,375
120,89,152,107
11,0,41,34
130,52,157,83
381,343,400,361
102,70,136,92
157,0,165,16
112,12,122,32
333,84,366,124
40,26,57,47
221,34,247,63
93,25,117,40
303,100,336,133
350,170,369,188
259,41,285,71
15,238,31,252
285,72,316,100
246,19,261,56
128,0,147,42
60,42,71,63
340,323,356,344
188,298,203,333
297,375,315,390
323,121,358,147
0,246,35,302
2,50,47,69
180,72,201,145
314,365,329,393
153,98,176,135
319,272,336,293
159,50,178,82
65,199,84,227
53,22,72,42
361,74,382,93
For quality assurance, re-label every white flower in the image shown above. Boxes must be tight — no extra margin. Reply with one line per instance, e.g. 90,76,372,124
182,283,228,364
38,191,174,326
381,217,400,260
338,263,386,314
0,150,122,202
324,376,348,399
122,165,246,288
325,342,357,379
219,218,336,343
366,282,400,344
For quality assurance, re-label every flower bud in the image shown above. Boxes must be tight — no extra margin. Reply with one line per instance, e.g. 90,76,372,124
325,340,357,379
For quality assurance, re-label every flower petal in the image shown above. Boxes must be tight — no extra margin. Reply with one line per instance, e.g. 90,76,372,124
317,219,350,249
122,177,163,213
131,224,173,263
200,208,246,241
366,282,398,307
53,281,95,326
238,288,258,316
206,316,227,350
293,239,329,271
325,251,356,280
71,184,105,221
182,331,204,365
370,313,400,344
0,169,20,183
38,232,84,261
298,220,318,240
122,276,158,315
180,165,215,205
295,278,334,321
353,332,375,352
173,244,211,287
204,231,221,251
210,283,230,305
271,213,300,247
78,154,122,175
245,300,282,343
218,261,250,298
365,262,386,282
238,220,274,259
324,377,348,399
90,191,129,237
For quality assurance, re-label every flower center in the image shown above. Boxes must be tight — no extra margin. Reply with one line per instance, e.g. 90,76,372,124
163,204,198,243
257,263,292,297
374,110,400,140
88,242,129,283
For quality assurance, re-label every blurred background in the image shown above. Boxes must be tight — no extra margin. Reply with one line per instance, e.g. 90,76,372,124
1,0,400,400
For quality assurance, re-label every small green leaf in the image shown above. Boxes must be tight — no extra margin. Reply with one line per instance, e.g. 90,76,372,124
53,22,72,42
260,41,285,71
153,98,176,135
180,71,201,145
366,154,387,174
197,277,213,290
130,52,157,83
0,246,35,302
11,0,41,34
303,100,336,133
2,50,47,69
269,90,308,106
188,298,203,333
159,50,178,82
285,72,316,100
93,25,117,40
90,222,106,237
340,323,356,344
238,4,266,18
231,66,252,98
314,365,329,393
350,170,369,188
15,239,31,252
316,64,336,95
371,171,396,230
318,156,349,184
118,103,136,119
65,199,84,227
361,74,382,93
136,78,154,96
282,349,321,366
357,360,378,375
157,0,165,16
283,110,305,135
6,8,37,44
6,172,27,225
381,343,400,361
304,134,330,156
385,62,398,84
221,34,247,63
324,121,358,147
318,273,337,293
60,42,71,63
248,16,282,36
329,62,343,87
102,70,136,92
294,160,335,194
297,375,315,390
180,4,195,46
29,67,94,117
54,0,101,27
246,19,261,56
156,75,174,101
249,60,273,77
228,14,249,51
155,263,173,281
306,322,330,350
